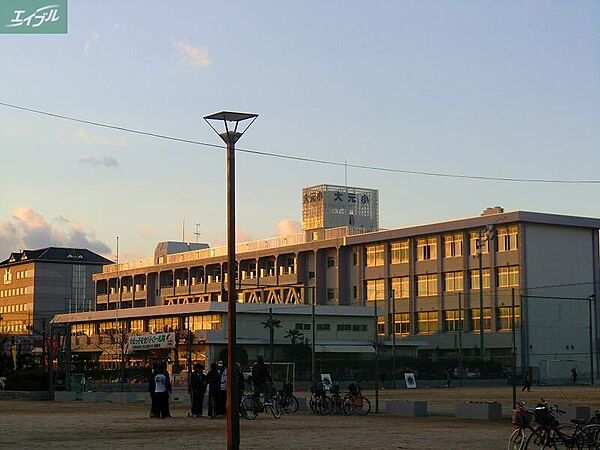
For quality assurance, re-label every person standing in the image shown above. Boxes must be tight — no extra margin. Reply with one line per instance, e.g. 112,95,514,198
154,363,172,418
148,364,159,418
522,370,532,392
207,362,220,419
190,363,208,417
218,362,227,416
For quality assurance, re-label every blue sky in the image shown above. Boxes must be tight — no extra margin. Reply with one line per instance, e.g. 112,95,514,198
0,0,599,260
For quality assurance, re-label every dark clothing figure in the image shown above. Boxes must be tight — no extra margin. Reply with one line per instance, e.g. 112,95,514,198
207,363,220,418
572,367,578,384
522,370,532,392
251,358,272,396
152,365,172,418
190,364,208,417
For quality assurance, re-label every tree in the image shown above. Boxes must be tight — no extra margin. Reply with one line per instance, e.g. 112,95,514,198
284,328,303,346
262,314,281,375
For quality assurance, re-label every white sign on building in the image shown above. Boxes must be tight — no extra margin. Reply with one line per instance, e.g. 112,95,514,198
128,332,176,352
302,184,379,231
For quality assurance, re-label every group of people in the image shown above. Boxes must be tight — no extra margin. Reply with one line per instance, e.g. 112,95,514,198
149,356,273,419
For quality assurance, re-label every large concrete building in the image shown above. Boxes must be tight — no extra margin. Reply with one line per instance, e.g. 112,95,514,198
53,185,600,381
0,247,112,335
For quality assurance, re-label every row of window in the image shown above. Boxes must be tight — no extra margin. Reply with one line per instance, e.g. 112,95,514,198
2,268,34,285
0,323,27,333
365,266,519,300
0,303,28,314
376,307,520,335
364,226,519,266
0,286,33,298
71,314,223,336
294,322,368,332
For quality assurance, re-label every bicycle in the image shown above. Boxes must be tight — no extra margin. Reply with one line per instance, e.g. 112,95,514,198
240,385,281,420
309,382,332,415
277,381,299,414
329,382,345,415
342,382,371,416
523,401,600,449
508,401,535,450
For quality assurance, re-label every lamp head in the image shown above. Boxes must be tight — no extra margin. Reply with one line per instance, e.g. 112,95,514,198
203,110,258,146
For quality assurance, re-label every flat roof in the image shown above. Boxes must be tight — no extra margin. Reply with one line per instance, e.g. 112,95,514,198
50,303,378,324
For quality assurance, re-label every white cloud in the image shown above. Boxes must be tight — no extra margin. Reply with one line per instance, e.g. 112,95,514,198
77,155,119,168
174,40,211,68
75,128,127,148
84,32,101,56
276,219,302,236
0,207,111,257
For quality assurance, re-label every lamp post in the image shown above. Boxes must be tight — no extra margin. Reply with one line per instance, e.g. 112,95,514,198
204,111,258,450
476,226,494,365
589,294,596,386
391,289,396,389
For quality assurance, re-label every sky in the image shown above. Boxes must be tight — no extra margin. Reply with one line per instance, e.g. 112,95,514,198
0,0,599,262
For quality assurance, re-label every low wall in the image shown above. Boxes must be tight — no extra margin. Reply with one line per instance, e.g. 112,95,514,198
0,391,50,401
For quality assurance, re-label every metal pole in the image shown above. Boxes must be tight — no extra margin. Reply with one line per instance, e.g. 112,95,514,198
589,295,595,386
269,307,274,378
65,324,72,391
226,138,239,450
187,316,193,396
458,292,463,386
478,230,484,365
48,325,54,400
391,289,396,389
511,288,517,408
311,286,316,384
373,296,379,413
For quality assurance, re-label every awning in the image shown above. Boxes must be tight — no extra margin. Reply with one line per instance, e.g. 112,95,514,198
314,344,375,354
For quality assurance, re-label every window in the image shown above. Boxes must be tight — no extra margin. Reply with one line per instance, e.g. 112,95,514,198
416,274,438,297
326,256,336,268
366,279,385,301
317,323,330,331
353,285,358,299
353,324,367,332
498,266,519,287
444,234,463,258
416,237,437,261
444,310,465,332
394,313,411,335
129,320,144,333
444,272,464,292
189,314,222,331
3,269,12,284
308,271,315,279
365,244,385,267
295,323,311,330
337,324,352,331
498,225,518,252
390,240,409,264
497,307,520,331
470,269,491,290
327,288,336,301
471,308,492,332
390,277,410,299
417,311,438,334
352,252,358,265
469,232,489,255
377,317,385,335
148,317,179,333
99,321,120,335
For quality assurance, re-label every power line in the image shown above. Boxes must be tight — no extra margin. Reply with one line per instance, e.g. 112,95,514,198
2,100,600,185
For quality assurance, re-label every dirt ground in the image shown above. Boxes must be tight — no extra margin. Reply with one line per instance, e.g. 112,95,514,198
0,386,598,450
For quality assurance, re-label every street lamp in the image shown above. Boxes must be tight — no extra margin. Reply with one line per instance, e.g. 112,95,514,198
204,110,257,450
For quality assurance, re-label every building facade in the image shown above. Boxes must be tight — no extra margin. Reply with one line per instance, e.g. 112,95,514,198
0,247,112,336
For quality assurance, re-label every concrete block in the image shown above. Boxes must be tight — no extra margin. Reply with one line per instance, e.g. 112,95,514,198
54,391,77,402
107,392,140,404
563,406,591,422
297,397,309,412
455,402,502,420
385,400,428,417
82,392,107,403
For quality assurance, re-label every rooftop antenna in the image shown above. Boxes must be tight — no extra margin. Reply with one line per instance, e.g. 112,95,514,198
194,223,202,243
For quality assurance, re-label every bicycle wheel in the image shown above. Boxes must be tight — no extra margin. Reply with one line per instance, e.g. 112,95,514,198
286,395,299,414
241,396,258,420
508,427,527,450
342,395,353,415
354,396,371,416
315,396,331,415
309,397,316,414
524,429,551,450
553,425,580,450
581,424,600,450
269,397,282,419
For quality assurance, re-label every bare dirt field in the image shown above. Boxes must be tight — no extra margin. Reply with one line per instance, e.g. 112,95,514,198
0,385,598,450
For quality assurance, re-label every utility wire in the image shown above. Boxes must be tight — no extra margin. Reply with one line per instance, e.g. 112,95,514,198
2,101,600,185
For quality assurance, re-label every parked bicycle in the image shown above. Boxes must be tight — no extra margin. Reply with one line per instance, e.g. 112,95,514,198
309,382,332,415
241,385,281,420
342,382,371,416
277,382,299,414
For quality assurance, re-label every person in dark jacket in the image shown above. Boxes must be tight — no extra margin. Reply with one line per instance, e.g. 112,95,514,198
207,362,220,418
251,355,272,399
190,363,208,417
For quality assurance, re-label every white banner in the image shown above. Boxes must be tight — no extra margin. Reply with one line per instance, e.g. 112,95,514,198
128,332,176,352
